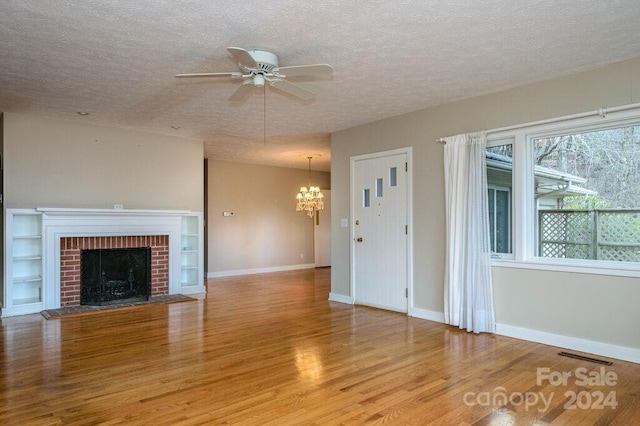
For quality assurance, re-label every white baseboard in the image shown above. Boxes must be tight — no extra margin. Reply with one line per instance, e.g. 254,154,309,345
405,307,639,364
495,323,640,364
328,292,354,304
409,307,445,323
207,263,315,279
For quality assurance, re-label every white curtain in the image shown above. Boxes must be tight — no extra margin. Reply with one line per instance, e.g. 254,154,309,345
443,132,495,333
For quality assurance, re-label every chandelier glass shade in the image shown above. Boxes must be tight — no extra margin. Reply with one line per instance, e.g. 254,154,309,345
296,157,324,218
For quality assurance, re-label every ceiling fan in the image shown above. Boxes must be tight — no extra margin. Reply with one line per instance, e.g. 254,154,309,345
175,47,333,103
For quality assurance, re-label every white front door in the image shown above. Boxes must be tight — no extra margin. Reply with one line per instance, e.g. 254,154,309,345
352,150,408,312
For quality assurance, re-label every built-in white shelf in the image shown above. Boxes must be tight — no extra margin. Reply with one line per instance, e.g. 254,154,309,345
13,275,43,283
3,208,206,317
180,214,204,291
14,297,42,305
3,210,44,316
13,255,42,261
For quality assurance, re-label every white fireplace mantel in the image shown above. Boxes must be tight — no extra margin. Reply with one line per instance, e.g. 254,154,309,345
39,208,195,310
37,207,191,216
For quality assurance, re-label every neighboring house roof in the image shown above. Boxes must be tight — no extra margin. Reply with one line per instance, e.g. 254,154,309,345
485,151,597,198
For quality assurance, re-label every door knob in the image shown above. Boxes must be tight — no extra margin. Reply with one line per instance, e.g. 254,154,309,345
356,237,363,242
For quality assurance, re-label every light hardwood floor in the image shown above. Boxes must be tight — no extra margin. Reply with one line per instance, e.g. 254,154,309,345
1,268,638,425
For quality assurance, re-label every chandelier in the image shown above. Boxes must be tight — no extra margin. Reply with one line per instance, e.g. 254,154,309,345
296,156,324,218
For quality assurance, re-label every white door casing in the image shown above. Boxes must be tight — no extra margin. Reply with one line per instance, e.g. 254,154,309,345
314,190,331,267
351,148,411,312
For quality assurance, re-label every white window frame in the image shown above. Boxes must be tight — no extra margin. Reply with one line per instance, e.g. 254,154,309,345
487,104,640,278
486,137,515,260
488,185,512,256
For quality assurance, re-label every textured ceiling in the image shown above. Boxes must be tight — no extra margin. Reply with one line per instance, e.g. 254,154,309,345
2,1,640,172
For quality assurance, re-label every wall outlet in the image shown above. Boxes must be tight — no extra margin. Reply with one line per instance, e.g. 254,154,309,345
114,204,123,209
300,253,304,259
223,211,235,217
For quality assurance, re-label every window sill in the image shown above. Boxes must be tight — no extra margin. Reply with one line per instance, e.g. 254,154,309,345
491,258,640,278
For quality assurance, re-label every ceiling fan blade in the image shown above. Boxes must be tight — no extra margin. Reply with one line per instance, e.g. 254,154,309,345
175,72,242,78
276,64,333,77
227,47,257,69
269,79,316,101
229,82,254,103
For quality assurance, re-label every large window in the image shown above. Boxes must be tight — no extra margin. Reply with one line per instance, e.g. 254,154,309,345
533,125,640,262
486,106,640,274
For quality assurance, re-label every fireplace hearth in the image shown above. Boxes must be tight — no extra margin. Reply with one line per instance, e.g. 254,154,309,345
81,247,151,306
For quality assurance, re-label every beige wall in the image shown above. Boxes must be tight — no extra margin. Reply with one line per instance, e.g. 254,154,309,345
1,113,4,304
207,160,330,274
4,113,203,211
331,58,640,351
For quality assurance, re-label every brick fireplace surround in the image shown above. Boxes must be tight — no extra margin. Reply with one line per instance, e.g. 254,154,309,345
60,235,169,307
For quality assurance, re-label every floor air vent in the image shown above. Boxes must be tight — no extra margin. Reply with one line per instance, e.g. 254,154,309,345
558,351,612,365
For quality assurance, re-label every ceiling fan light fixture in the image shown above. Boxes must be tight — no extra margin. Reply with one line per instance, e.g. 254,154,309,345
253,74,265,87
175,47,333,103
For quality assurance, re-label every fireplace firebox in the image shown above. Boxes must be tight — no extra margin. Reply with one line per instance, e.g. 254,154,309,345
80,247,151,306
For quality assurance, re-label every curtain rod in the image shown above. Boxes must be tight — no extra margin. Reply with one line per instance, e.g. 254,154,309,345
435,102,640,144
